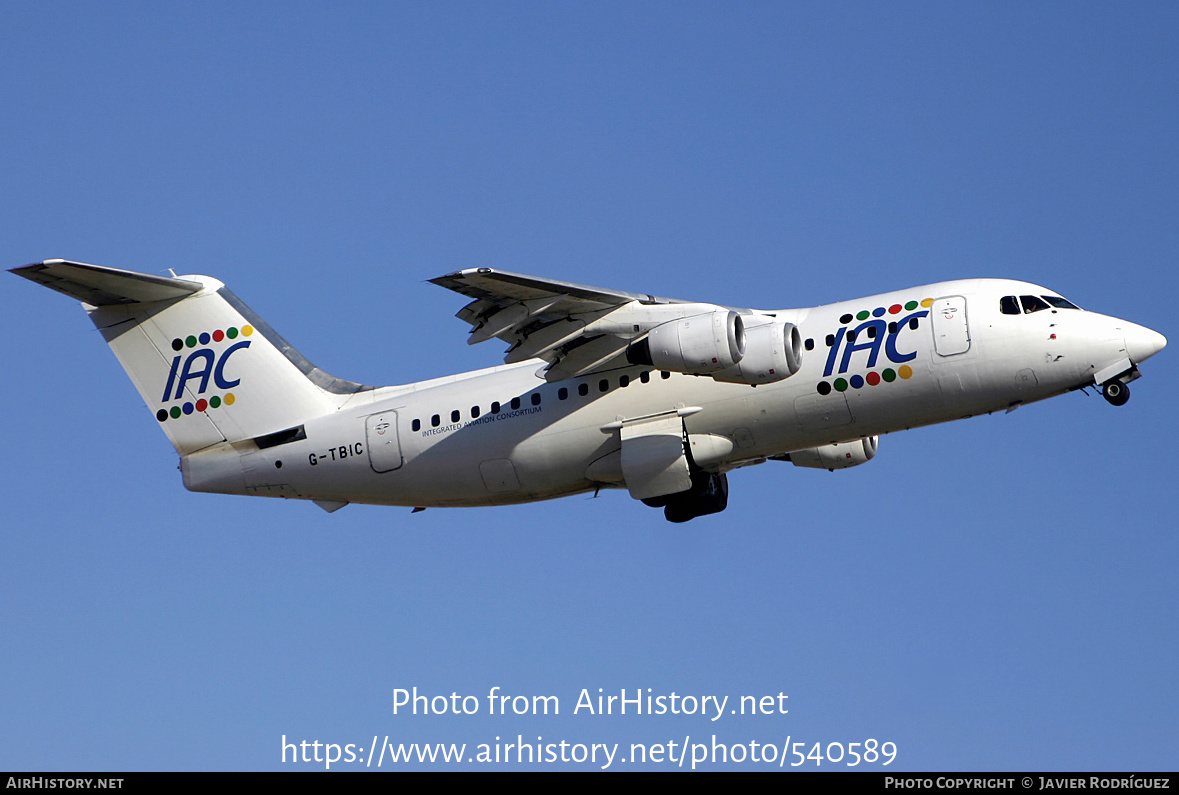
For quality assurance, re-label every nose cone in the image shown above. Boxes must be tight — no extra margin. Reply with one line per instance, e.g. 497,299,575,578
1124,322,1167,364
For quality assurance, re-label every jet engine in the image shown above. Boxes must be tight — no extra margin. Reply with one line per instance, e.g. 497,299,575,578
627,310,745,374
711,319,803,385
786,436,878,471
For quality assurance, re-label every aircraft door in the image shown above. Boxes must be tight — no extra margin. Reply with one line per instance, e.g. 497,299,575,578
365,411,403,472
931,296,971,356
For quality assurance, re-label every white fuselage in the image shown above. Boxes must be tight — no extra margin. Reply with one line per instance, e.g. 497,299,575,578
196,278,1159,508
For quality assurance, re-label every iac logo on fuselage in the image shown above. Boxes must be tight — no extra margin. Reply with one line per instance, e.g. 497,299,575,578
816,299,931,395
155,325,253,422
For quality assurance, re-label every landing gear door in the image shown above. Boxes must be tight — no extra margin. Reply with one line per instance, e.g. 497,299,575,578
365,411,403,473
619,411,691,501
932,296,970,356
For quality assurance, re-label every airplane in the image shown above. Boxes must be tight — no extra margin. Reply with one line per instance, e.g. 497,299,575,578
11,259,1167,522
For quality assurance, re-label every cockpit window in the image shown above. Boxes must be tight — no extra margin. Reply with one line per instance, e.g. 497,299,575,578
1042,295,1080,310
1000,295,1020,315
1019,295,1051,313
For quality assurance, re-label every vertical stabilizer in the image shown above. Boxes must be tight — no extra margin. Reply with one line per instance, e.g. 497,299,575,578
12,260,370,455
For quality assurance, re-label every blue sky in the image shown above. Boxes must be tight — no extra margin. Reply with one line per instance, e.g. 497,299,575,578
2,2,1176,771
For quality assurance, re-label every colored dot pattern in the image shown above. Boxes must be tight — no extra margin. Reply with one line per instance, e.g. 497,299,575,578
818,367,913,394
835,298,932,326
814,296,930,396
169,325,252,353
156,325,252,421
157,393,236,421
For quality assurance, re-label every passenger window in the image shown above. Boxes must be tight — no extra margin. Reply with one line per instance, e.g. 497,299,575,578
599,379,609,393
578,383,589,397
530,393,541,406
1020,295,1050,313
471,406,480,418
1000,296,1020,315
491,401,500,414
805,338,815,351
661,371,671,379
640,371,651,384
888,322,897,334
909,318,919,330
619,375,630,387
825,334,834,347
558,387,568,400
451,410,460,423
431,414,440,428
510,397,521,410
412,419,421,432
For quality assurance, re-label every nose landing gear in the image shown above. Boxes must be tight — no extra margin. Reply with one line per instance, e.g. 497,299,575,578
1102,379,1130,406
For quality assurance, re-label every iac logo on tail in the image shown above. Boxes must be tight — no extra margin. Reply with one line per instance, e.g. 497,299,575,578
156,325,253,421
817,297,932,394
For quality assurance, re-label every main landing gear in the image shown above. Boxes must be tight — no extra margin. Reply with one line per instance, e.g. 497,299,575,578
642,470,729,523
1102,379,1130,407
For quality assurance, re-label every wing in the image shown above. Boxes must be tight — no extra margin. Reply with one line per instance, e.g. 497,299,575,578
429,268,742,382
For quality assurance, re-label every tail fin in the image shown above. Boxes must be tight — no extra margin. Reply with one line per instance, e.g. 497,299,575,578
12,260,370,455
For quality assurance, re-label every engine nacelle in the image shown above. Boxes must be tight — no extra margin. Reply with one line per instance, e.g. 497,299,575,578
627,310,745,374
788,436,878,471
711,319,803,385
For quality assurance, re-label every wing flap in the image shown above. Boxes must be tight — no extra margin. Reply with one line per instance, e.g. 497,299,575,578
431,268,697,378
541,335,631,381
503,318,587,364
468,296,564,345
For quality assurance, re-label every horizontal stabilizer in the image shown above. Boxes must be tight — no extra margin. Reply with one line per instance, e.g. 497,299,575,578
12,258,360,455
11,259,203,305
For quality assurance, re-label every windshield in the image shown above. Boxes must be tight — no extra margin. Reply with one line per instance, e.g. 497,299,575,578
1000,294,1082,315
1042,295,1080,310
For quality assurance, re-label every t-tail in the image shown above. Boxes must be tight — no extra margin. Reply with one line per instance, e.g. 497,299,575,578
11,260,372,490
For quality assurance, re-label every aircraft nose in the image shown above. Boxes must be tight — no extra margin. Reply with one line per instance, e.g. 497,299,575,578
1124,322,1167,364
